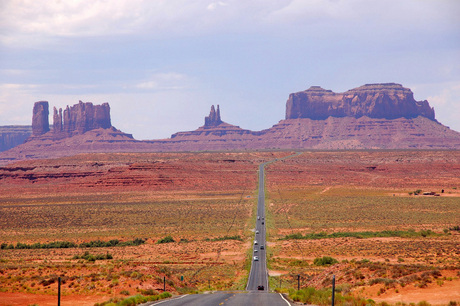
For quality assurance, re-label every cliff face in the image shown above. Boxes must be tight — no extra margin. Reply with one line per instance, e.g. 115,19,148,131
0,126,32,152
30,100,112,140
1,83,459,165
32,101,50,136
286,83,435,120
53,101,111,137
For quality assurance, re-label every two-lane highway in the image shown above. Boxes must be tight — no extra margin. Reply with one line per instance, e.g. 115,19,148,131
145,157,298,306
246,162,269,291
147,292,291,306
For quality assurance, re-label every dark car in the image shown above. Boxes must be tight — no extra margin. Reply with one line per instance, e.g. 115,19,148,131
260,245,264,250
257,285,264,290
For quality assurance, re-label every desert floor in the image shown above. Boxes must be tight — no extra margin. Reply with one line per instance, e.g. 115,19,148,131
0,150,459,305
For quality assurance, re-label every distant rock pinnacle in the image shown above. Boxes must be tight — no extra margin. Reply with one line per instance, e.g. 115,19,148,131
32,101,50,136
204,105,223,127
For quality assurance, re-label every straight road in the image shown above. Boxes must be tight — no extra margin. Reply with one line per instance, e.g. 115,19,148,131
148,292,290,306
146,156,301,306
246,162,269,291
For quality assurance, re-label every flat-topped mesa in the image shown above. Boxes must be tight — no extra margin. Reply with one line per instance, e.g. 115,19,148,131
32,101,50,136
204,105,223,127
286,83,435,120
53,101,111,136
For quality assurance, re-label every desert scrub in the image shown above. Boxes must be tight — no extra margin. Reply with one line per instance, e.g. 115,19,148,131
0,238,145,250
282,229,442,240
72,251,113,261
156,236,175,244
288,287,374,306
95,292,172,306
203,235,243,241
314,256,338,266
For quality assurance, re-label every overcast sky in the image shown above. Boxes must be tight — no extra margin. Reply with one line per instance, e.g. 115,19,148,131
1,0,459,140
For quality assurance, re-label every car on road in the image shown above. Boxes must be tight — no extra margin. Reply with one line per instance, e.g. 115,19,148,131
261,221,264,224
254,240,258,245
253,256,259,261
257,216,260,220
257,285,264,290
260,245,264,250
254,249,258,253
255,230,259,234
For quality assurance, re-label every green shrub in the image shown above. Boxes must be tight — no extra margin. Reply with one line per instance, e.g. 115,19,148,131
314,256,338,266
73,251,113,261
157,236,175,244
159,292,172,299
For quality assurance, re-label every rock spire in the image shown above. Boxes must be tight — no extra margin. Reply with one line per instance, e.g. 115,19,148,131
53,101,111,136
32,101,50,136
204,105,223,127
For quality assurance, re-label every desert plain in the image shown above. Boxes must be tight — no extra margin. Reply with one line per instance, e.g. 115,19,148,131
0,150,459,305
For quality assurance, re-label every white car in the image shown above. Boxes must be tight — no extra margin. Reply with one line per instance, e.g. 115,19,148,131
254,240,258,245
254,249,258,253
256,230,259,234
253,256,259,261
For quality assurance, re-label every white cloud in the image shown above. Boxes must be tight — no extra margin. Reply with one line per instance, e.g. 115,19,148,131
3,0,457,48
207,1,229,11
134,73,189,90
410,81,460,132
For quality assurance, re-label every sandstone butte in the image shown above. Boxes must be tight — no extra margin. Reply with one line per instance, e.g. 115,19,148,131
1,83,460,164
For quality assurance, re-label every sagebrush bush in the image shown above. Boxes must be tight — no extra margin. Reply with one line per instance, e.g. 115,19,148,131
314,256,338,266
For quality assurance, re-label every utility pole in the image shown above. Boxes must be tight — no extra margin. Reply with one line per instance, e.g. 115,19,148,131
332,275,335,306
58,277,61,306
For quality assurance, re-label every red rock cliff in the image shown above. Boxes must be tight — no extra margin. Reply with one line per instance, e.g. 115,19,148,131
32,101,50,136
286,83,435,120
53,101,111,137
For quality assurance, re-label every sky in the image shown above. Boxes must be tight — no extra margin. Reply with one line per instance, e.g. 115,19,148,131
1,0,459,140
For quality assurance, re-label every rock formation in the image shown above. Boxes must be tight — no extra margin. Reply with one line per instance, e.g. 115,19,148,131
0,126,32,152
286,83,435,120
32,101,50,136
204,105,223,127
171,105,254,139
1,83,460,164
53,101,111,137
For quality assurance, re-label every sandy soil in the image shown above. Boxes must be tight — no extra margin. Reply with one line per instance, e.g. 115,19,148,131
1,150,459,305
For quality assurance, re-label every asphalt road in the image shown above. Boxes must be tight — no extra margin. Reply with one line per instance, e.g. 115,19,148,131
144,158,298,306
148,292,291,306
246,162,269,291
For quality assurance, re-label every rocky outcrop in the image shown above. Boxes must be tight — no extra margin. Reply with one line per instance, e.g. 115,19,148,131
286,83,435,120
171,105,255,139
204,105,223,127
53,101,111,137
1,83,459,165
0,126,32,152
32,101,50,136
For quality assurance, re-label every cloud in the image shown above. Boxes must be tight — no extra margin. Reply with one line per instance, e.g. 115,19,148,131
3,0,457,48
207,1,229,11
134,73,189,90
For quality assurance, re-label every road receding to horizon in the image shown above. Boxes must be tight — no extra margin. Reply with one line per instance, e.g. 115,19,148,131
145,157,296,306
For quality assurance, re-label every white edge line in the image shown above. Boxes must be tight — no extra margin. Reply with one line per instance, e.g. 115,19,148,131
151,294,189,305
279,293,292,306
